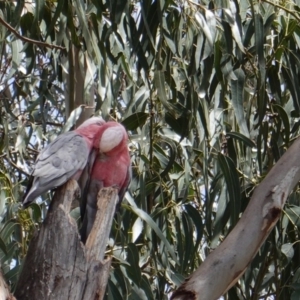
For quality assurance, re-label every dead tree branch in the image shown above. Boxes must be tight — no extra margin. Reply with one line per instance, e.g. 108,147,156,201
172,136,300,300
0,17,65,51
15,180,118,300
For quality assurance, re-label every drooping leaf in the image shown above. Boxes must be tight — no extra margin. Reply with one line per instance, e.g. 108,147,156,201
122,113,149,131
218,153,241,225
226,132,256,148
231,68,249,138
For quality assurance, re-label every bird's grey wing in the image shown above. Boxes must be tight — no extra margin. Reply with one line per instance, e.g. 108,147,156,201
23,132,90,206
34,132,89,180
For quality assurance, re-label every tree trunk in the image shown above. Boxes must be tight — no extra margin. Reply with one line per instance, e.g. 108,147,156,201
15,180,118,300
63,45,95,123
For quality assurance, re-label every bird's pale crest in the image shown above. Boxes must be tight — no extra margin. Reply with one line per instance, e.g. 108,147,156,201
78,117,105,129
99,126,125,153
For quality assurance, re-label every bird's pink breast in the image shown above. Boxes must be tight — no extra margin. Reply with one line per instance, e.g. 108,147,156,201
91,151,130,189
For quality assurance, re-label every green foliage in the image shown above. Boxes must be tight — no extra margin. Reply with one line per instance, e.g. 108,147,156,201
1,0,300,298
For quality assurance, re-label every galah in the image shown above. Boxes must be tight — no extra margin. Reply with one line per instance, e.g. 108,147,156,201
80,121,131,243
23,117,106,207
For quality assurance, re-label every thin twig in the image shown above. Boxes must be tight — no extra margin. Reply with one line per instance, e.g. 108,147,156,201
0,16,66,51
32,121,64,127
261,0,300,22
3,157,30,176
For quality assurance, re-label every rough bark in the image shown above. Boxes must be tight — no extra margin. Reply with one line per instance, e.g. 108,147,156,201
63,46,95,122
14,180,118,300
172,136,300,300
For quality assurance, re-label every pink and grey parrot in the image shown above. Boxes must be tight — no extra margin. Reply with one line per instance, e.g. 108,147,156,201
80,121,131,243
23,117,105,207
